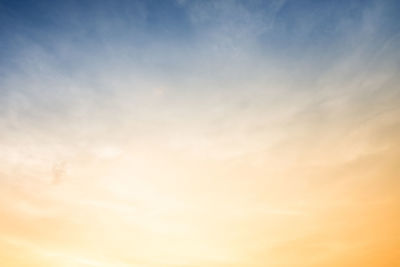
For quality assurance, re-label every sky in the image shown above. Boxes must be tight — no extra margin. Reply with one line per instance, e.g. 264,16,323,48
0,0,399,266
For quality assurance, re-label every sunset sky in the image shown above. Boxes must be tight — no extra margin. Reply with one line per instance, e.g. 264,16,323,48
0,0,399,266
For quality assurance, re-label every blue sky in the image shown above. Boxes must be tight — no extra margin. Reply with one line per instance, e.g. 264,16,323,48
1,0,399,61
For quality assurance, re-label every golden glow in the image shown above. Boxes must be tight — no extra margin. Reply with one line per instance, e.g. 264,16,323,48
0,98,399,266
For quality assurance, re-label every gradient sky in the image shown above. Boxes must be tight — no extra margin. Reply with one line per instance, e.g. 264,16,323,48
0,0,400,266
